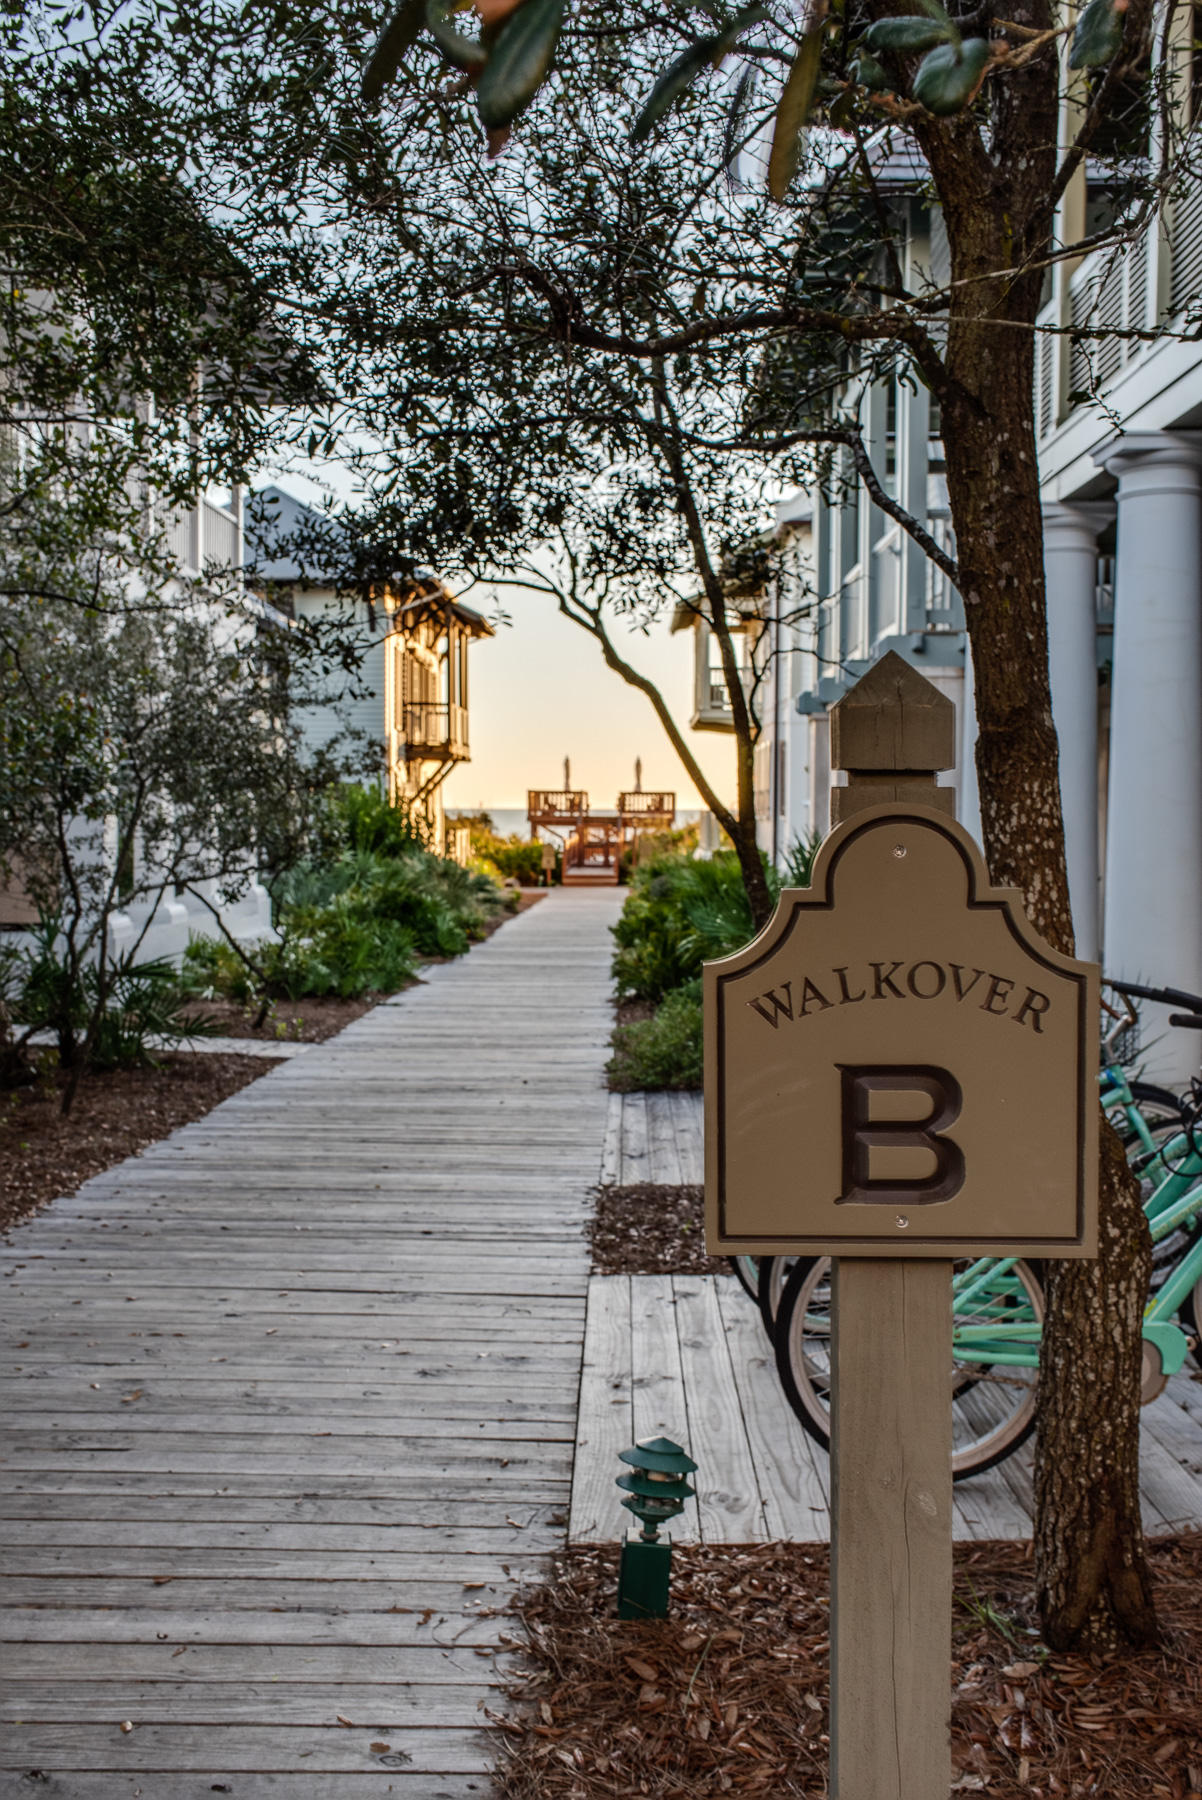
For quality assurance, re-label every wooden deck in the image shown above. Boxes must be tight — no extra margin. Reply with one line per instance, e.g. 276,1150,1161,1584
571,1279,1202,1547
0,888,623,1799
600,1089,703,1187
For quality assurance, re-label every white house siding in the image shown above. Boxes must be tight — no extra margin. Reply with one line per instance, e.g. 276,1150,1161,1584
292,591,389,779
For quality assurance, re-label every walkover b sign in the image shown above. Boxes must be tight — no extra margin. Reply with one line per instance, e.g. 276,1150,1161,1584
704,802,1098,1259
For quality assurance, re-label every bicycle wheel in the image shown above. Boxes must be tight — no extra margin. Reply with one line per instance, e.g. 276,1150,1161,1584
1175,1241,1202,1356
1107,1081,1182,1161
773,1255,1044,1480
757,1254,799,1337
728,1255,760,1302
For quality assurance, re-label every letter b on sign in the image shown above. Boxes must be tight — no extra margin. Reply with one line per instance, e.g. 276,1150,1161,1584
838,1066,964,1206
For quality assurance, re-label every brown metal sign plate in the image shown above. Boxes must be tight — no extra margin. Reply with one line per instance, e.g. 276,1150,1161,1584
704,806,1099,1256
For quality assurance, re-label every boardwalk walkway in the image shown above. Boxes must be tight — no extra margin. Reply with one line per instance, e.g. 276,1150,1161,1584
0,888,623,1800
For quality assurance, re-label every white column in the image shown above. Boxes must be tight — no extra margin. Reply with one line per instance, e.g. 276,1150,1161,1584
1097,433,1202,1084
1042,502,1110,962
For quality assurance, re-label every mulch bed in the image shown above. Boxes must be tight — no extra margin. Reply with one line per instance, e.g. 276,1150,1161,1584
0,1053,280,1235
591,1183,726,1277
616,998,656,1027
181,994,374,1042
494,1537,1202,1798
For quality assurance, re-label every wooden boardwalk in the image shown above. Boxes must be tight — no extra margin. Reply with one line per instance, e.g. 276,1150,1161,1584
0,888,623,1799
601,1090,703,1187
571,1270,1202,1546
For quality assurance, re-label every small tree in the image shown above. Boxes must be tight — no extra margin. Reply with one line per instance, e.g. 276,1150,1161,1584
0,564,338,1107
330,0,1189,1650
48,0,1195,1649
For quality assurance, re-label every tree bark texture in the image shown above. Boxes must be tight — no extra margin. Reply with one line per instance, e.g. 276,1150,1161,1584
916,32,1156,1649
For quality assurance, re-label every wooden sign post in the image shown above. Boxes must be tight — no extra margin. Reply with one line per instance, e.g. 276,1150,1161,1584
704,653,1098,1800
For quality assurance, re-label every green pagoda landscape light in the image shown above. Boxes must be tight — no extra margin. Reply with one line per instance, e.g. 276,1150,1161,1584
615,1436,697,1620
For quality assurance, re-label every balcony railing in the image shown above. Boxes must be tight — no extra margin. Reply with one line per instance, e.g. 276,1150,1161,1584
401,701,469,758
618,791,676,818
1034,177,1202,442
528,789,588,818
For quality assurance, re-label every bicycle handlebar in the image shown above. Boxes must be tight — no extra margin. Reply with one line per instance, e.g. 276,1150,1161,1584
1108,976,1202,1015
1169,1013,1202,1030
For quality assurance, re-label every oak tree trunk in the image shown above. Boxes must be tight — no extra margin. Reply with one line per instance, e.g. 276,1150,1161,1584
934,139,1155,1647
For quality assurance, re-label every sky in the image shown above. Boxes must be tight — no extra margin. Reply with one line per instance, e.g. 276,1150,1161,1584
440,584,736,815
259,462,739,819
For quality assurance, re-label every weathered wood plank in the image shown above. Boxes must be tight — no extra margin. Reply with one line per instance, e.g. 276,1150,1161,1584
629,1273,696,1544
668,1090,705,1185
0,1641,517,1682
672,1277,764,1542
569,1275,631,1541
0,1775,486,1799
618,1092,650,1187
713,1273,831,1540
0,1724,492,1773
0,889,623,1792
600,1091,622,1187
0,1608,503,1647
645,1093,684,1186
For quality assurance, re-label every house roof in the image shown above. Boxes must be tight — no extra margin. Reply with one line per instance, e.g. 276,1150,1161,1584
244,485,338,585
245,487,493,634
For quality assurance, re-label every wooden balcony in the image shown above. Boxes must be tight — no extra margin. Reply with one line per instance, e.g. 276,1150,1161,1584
528,789,589,826
401,702,470,760
617,791,675,826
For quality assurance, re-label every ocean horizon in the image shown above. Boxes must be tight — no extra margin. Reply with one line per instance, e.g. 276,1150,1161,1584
450,805,704,840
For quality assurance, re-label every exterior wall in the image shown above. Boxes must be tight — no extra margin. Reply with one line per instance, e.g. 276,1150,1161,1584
0,481,281,967
292,589,388,778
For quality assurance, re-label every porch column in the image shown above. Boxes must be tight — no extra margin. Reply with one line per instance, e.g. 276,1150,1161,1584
1097,432,1202,1083
1042,502,1110,962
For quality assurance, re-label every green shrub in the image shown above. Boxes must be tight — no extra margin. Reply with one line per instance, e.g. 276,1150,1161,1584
15,922,217,1070
186,809,508,1004
611,850,779,1002
607,980,703,1092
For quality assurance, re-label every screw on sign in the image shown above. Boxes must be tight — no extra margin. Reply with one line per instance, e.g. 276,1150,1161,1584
704,654,1099,1800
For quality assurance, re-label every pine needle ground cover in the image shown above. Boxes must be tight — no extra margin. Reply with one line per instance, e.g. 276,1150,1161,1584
494,1538,1202,1799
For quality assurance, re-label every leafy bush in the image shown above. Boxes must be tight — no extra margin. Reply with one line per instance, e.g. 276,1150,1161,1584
607,980,703,1092
324,783,430,859
11,920,216,1073
611,850,779,1003
185,792,510,1004
450,814,554,885
782,831,822,888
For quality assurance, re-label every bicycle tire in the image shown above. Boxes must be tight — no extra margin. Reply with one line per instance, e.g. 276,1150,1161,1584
1117,1087,1202,1283
757,1254,799,1337
773,1255,1044,1480
729,1255,760,1302
1175,1241,1202,1357
1108,1082,1182,1164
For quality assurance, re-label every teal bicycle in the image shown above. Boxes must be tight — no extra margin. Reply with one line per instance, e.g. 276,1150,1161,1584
771,980,1202,1480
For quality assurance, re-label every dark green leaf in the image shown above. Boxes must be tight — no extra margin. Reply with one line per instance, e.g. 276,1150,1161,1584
632,3,769,144
850,49,889,91
426,0,488,72
862,16,955,54
361,0,427,102
1068,0,1124,69
768,24,824,202
912,36,990,114
827,84,858,128
475,0,565,131
722,63,757,171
